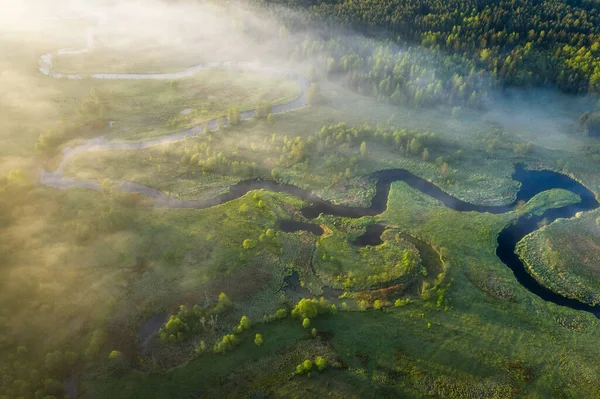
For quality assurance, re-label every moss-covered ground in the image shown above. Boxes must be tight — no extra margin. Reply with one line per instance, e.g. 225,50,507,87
517,209,600,306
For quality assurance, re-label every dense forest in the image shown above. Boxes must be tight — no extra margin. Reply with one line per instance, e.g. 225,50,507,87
258,0,600,94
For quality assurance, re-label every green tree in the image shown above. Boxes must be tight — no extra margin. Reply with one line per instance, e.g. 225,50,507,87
227,106,241,125
302,318,311,329
195,340,207,354
409,138,424,156
242,239,257,249
216,292,233,312
315,356,328,371
422,148,430,161
267,113,275,125
360,141,368,157
239,315,251,331
256,102,272,118
254,334,263,346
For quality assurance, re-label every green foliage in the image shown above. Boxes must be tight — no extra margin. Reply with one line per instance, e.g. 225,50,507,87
227,106,241,125
302,318,311,329
213,334,240,354
517,209,600,305
256,101,272,118
160,296,233,344
254,334,264,346
291,298,333,320
85,329,106,359
216,292,233,312
315,356,328,371
195,341,207,355
394,298,411,307
235,316,252,333
295,359,313,375
242,239,257,249
286,0,600,94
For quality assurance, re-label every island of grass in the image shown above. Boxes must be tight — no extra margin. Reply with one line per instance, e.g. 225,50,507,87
517,209,600,306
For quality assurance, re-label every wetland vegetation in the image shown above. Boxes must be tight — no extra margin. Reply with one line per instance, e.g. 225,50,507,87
3,0,600,398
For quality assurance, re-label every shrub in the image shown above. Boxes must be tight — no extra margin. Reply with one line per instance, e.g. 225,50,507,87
213,334,239,354
291,298,332,319
195,341,207,354
296,359,313,374
315,356,328,371
242,239,257,249
254,334,263,346
302,318,311,329
235,315,251,333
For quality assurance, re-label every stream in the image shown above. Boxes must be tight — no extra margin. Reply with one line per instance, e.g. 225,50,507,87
39,46,600,318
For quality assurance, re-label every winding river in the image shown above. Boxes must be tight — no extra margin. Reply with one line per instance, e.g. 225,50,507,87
39,46,600,317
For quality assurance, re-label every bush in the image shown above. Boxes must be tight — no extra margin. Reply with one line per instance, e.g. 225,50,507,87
302,318,311,329
254,334,263,346
291,298,333,319
242,239,257,249
315,356,328,371
235,316,252,333
213,334,239,354
296,359,313,374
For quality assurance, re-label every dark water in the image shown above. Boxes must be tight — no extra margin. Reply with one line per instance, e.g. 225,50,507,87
277,220,324,235
497,167,600,315
278,164,600,317
353,224,385,247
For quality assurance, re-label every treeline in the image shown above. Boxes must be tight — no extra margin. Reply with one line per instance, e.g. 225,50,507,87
257,0,600,94
294,36,491,109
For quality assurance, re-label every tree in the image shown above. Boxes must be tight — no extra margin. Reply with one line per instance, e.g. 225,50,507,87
441,162,449,175
422,148,430,161
307,83,320,106
242,239,257,249
291,298,332,319
254,334,263,346
267,113,275,125
256,102,272,118
216,292,233,312
296,359,313,374
302,318,311,329
373,300,383,310
227,106,241,125
302,359,313,372
315,356,328,371
195,340,207,354
360,141,368,157
409,138,424,156
213,334,239,354
239,315,251,331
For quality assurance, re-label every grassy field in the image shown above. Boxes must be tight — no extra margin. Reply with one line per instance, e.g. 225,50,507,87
517,209,600,305
6,16,600,399
79,178,600,399
64,92,526,207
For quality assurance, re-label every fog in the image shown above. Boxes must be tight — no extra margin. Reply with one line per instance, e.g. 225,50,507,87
0,0,597,388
